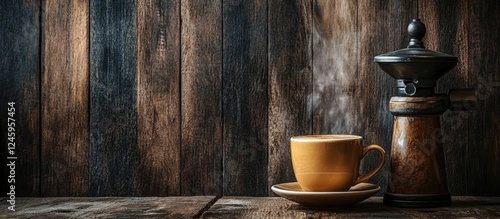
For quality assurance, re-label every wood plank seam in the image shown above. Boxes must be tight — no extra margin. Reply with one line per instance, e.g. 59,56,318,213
194,196,221,218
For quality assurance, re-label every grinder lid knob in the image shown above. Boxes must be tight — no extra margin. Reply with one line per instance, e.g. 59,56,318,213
408,19,426,48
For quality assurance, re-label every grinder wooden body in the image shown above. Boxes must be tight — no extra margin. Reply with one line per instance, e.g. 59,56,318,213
384,96,451,207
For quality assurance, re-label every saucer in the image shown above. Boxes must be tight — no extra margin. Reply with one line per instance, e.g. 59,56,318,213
271,182,380,208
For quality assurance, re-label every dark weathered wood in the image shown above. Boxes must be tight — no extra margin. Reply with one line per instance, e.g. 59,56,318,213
181,0,223,195
268,0,313,196
41,0,89,196
222,0,268,196
357,0,417,194
467,0,500,195
136,0,181,196
0,0,40,196
312,0,358,134
312,0,390,190
0,196,216,218
2,196,500,218
202,196,500,218
89,0,138,196
2,0,500,198
202,197,303,218
418,0,470,196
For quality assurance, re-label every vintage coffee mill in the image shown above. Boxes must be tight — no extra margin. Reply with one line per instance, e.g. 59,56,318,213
374,19,477,207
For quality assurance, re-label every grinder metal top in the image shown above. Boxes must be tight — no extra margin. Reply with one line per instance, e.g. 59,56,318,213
374,19,458,82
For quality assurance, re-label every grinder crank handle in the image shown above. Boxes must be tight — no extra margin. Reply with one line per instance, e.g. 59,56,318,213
354,145,386,184
449,89,478,111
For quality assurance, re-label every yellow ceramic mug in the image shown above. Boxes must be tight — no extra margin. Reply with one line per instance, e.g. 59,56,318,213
291,135,385,192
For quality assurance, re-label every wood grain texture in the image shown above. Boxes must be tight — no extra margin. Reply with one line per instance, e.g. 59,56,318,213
388,116,448,194
418,0,470,196
202,197,304,218
2,0,500,197
467,0,500,195
181,0,223,195
268,0,313,195
222,0,268,196
312,0,392,191
41,0,89,196
89,0,138,196
136,0,181,196
1,196,500,218
357,0,417,195
312,0,358,135
0,196,216,218
0,0,40,196
202,196,500,218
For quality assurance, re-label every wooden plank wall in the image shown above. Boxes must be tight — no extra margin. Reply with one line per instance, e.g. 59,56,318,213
464,0,500,195
1,0,499,197
222,0,268,196
136,0,181,196
268,0,313,196
180,0,223,196
0,0,40,196
41,0,89,196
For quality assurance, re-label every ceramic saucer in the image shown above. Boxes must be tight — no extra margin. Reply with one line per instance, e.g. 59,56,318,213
271,182,380,208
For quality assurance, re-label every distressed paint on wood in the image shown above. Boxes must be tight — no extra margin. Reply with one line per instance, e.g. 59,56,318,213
89,0,138,196
180,0,223,195
136,0,181,196
41,0,89,196
0,0,41,196
222,0,268,196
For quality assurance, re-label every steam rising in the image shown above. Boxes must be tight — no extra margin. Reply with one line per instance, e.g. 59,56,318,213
311,6,358,134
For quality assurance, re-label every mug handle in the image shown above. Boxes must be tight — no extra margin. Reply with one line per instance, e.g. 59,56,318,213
354,144,386,184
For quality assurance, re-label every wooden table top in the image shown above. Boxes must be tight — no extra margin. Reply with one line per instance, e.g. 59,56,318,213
2,196,500,218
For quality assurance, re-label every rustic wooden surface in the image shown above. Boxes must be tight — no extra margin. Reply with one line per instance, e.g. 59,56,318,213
202,196,500,218
136,0,181,196
0,197,216,218
1,0,500,197
41,0,89,196
180,0,223,195
1,196,498,218
268,0,313,196
222,0,268,196
89,0,138,196
0,0,40,196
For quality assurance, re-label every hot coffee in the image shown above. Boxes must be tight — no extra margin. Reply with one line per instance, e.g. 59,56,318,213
291,135,385,192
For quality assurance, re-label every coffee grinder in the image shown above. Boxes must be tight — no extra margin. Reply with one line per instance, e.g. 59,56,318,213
374,19,477,207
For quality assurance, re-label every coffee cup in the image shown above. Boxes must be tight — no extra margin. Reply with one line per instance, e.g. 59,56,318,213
291,135,385,192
